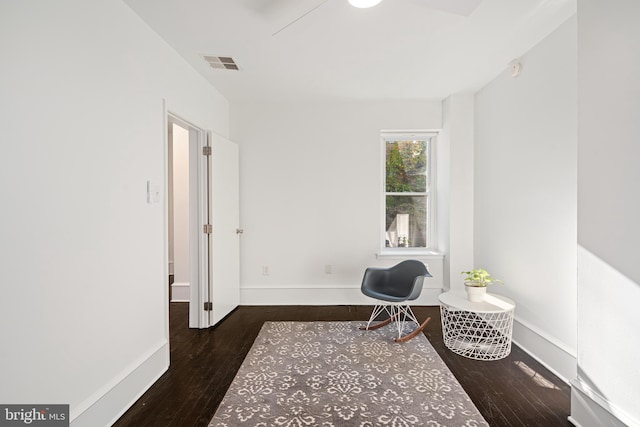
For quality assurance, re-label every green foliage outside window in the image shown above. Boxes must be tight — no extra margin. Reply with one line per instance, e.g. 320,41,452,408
385,141,427,192
385,139,429,248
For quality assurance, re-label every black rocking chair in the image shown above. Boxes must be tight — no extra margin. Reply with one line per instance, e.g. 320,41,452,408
359,260,432,342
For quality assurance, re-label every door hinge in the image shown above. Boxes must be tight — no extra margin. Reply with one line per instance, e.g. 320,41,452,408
236,228,244,235
203,224,213,234
202,146,212,156
204,302,213,311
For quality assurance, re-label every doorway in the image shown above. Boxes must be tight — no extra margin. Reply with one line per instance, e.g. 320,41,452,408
168,121,190,303
167,114,211,329
165,109,241,334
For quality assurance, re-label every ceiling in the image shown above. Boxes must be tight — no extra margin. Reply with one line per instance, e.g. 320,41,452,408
124,0,576,102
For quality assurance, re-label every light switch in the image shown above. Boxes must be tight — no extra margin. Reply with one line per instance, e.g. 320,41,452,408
147,180,161,204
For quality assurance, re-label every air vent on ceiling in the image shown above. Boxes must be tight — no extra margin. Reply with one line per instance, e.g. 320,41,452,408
202,55,240,71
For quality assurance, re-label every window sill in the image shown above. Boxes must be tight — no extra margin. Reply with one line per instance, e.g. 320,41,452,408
376,250,444,260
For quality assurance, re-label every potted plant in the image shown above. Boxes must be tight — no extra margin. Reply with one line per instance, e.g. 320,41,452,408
461,268,502,302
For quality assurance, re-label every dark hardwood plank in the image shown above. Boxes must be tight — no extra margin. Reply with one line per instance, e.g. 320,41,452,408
113,304,571,427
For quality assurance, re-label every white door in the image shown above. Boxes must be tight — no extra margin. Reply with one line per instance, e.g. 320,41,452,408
208,132,240,326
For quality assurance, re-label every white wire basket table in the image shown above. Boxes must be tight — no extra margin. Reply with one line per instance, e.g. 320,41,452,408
439,291,515,361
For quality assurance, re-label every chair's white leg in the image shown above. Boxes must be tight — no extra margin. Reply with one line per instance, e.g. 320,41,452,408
364,303,426,341
365,304,386,329
393,305,421,339
392,305,403,339
405,305,419,326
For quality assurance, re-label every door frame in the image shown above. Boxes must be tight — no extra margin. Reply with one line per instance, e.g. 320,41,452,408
165,107,211,330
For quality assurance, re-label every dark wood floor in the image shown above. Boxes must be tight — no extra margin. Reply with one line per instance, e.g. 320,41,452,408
113,304,572,427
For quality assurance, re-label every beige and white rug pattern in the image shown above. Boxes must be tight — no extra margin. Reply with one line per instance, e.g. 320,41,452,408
209,321,488,427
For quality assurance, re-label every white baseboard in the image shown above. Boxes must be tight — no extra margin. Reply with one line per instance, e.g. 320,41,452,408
511,316,577,384
570,379,638,427
240,284,442,306
171,282,190,302
70,340,169,427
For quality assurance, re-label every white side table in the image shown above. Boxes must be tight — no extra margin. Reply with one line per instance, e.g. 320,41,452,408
439,291,515,361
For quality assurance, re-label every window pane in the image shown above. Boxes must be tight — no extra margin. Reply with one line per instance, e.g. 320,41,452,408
385,195,428,248
385,140,427,192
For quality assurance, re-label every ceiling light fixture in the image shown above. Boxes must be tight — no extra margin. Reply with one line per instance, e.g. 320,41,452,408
348,0,383,8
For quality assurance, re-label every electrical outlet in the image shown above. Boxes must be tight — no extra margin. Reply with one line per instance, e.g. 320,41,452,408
325,264,332,274
262,265,270,276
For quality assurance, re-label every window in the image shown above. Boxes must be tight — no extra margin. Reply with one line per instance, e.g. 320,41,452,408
382,132,436,251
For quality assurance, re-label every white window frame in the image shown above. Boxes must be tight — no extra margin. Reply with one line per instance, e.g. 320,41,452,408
379,130,438,255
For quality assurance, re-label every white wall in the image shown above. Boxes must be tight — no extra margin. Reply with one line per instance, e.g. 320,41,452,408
572,1,640,425
440,94,475,292
230,101,445,305
474,16,578,382
0,1,229,426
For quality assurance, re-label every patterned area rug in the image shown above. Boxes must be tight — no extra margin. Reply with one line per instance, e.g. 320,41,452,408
209,321,488,427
